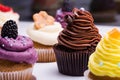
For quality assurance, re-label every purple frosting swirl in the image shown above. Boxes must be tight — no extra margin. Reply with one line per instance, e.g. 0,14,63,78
0,35,37,64
0,36,33,51
56,9,72,28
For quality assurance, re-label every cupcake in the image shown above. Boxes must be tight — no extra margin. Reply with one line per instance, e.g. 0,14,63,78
85,28,120,80
55,0,74,28
0,20,37,80
53,8,101,76
27,11,63,62
0,4,19,27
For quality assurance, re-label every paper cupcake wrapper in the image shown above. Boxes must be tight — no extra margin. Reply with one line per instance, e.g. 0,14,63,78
54,45,95,76
36,48,56,62
84,70,90,80
0,68,33,80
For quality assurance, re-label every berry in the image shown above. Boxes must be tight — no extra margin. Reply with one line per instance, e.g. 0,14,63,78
0,4,12,12
1,20,18,39
62,0,74,12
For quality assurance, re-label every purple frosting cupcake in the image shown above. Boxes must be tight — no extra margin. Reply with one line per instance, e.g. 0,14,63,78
0,20,37,80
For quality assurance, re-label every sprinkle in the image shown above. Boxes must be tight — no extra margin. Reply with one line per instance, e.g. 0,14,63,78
10,44,13,47
21,38,25,41
58,17,61,20
5,36,8,39
23,36,26,38
13,40,16,43
80,7,85,11
23,42,26,46
58,17,63,22
22,36,26,39
99,62,103,66
2,44,4,47
118,63,120,67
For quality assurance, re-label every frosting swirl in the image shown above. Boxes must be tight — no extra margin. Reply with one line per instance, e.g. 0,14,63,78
58,8,101,50
88,28,120,77
27,11,63,46
0,35,37,64
56,9,72,28
27,22,63,45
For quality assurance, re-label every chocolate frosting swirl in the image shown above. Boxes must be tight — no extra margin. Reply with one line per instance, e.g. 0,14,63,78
58,8,101,50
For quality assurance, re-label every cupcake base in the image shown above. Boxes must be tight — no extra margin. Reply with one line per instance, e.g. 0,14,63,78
0,68,33,80
0,59,33,80
34,42,56,62
84,70,120,80
53,44,95,76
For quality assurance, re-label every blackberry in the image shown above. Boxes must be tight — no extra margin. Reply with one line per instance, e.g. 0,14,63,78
62,0,74,12
1,20,18,39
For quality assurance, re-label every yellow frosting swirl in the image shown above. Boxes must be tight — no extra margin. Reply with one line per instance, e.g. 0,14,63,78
88,28,120,77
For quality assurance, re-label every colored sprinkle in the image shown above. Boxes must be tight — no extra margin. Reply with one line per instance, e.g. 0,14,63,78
23,36,26,38
80,7,85,11
99,62,103,66
13,40,15,43
23,42,26,46
118,63,120,67
10,44,13,47
58,17,61,20
5,36,8,39
2,44,4,47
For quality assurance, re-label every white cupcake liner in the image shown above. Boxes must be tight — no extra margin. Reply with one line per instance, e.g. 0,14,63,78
36,48,56,62
84,70,91,80
0,67,33,80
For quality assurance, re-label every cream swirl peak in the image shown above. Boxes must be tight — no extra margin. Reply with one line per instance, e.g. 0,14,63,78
58,8,101,50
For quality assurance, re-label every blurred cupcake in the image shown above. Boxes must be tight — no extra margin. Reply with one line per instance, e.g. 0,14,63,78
0,20,37,80
55,0,75,28
53,8,101,76
85,28,120,80
0,4,19,27
27,11,63,62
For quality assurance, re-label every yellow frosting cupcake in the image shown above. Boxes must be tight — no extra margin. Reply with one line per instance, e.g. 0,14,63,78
87,28,120,80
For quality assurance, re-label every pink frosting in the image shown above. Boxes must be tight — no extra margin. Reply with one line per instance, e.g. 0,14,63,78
0,35,37,64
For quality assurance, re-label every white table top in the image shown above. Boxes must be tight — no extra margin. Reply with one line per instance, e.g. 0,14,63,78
18,22,119,80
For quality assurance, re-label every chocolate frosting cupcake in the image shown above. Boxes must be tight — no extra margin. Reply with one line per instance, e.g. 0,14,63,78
54,8,101,76
58,8,101,50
